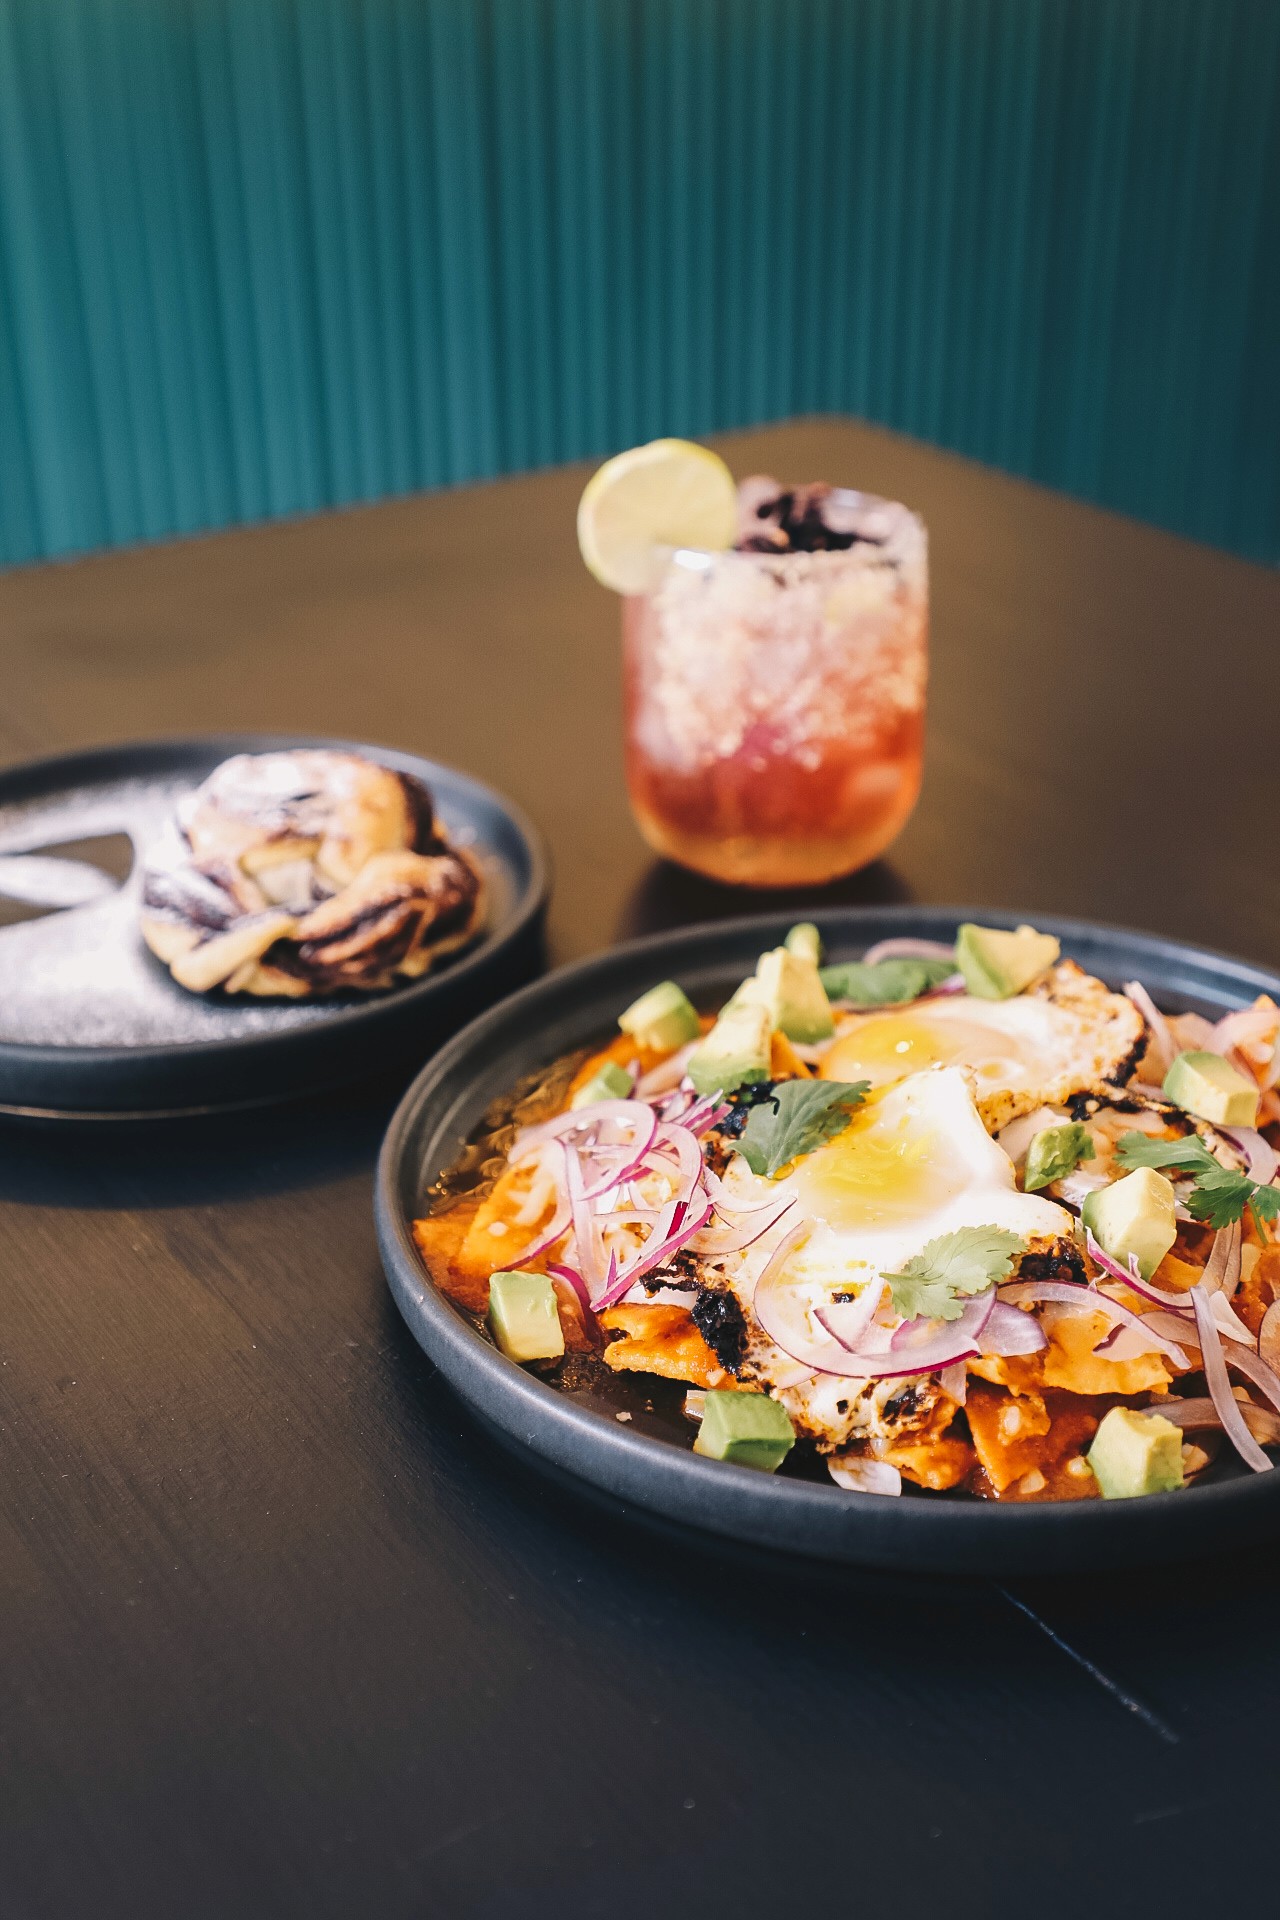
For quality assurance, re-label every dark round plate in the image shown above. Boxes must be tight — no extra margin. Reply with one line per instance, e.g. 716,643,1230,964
0,735,548,1119
376,906,1280,1575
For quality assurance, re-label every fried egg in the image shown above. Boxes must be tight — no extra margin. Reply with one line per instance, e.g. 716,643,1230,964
711,1067,1074,1453
818,960,1143,1131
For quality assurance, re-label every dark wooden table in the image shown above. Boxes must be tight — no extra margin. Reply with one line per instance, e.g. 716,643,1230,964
1,420,1277,1918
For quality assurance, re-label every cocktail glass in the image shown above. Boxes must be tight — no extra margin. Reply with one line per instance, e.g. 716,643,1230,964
622,488,928,887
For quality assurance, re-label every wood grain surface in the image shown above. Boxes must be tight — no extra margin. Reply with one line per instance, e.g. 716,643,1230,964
0,419,1277,1918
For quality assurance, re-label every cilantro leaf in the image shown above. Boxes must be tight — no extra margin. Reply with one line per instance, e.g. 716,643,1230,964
731,1079,869,1178
1114,1130,1279,1234
818,957,956,1008
1186,1165,1280,1232
882,1227,1026,1323
1253,1186,1280,1231
1114,1131,1219,1178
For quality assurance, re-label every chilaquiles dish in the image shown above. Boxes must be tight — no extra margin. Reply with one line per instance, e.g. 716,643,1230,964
414,924,1280,1502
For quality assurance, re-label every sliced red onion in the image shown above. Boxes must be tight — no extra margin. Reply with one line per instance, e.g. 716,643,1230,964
565,1143,604,1296
938,1361,968,1404
512,1096,655,1163
1085,1230,1192,1311
516,1199,572,1263
1142,1395,1280,1447
1210,1289,1256,1346
614,1193,715,1294
751,1224,878,1377
1142,1301,1258,1356
1054,1167,1110,1211
1094,1320,1170,1363
685,1099,731,1138
635,1041,699,1099
869,1290,997,1376
577,1150,645,1204
546,1260,589,1308
1139,1308,1208,1348
814,1278,886,1353
1190,1284,1272,1472
1212,1004,1270,1055
585,1108,661,1196
1124,980,1175,1080
546,1263,604,1346
998,1280,1190,1369
1220,1341,1280,1418
702,1164,784,1216
1206,1018,1259,1083
827,1457,903,1496
1172,1012,1218,1051
1260,1301,1280,1374
1200,1218,1242,1300
861,937,957,965
690,1200,795,1257
920,973,967,999
589,1248,628,1312
979,1300,1048,1356
757,1276,1001,1383
653,1121,705,1197
1221,1125,1278,1186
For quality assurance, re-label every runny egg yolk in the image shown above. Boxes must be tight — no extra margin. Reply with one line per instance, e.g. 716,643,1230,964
821,1009,1037,1093
792,1099,967,1230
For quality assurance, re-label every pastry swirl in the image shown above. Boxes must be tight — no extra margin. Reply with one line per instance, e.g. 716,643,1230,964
141,750,486,996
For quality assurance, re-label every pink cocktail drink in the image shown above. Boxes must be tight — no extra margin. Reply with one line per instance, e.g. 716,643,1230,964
623,480,928,886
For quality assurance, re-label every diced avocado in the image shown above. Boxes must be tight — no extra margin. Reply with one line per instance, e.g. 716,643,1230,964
1086,1406,1184,1499
754,946,835,1044
1162,1049,1259,1128
1024,1122,1095,1192
693,1389,795,1471
819,956,955,1007
720,974,765,1015
487,1271,565,1363
955,922,1061,1000
617,979,700,1053
687,1000,772,1096
570,1059,635,1109
1081,1167,1177,1280
784,922,824,966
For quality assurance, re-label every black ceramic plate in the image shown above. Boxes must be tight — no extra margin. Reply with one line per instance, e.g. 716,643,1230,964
376,906,1280,1575
0,736,548,1119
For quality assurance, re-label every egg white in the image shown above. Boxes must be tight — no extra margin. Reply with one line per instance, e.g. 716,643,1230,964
816,963,1143,1130
722,1067,1068,1302
712,1067,1073,1451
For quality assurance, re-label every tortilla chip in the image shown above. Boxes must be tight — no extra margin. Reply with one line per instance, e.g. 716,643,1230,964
966,1381,1106,1495
413,1201,488,1312
969,1307,1172,1399
874,1434,973,1491
599,1304,731,1388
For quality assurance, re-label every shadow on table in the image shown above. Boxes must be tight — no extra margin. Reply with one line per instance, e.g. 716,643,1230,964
382,1337,1280,1763
0,1069,405,1211
616,855,913,944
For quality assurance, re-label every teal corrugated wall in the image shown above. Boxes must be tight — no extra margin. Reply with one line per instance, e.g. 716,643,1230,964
0,0,1277,567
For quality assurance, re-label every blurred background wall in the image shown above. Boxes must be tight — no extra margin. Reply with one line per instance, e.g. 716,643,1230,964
0,0,1276,569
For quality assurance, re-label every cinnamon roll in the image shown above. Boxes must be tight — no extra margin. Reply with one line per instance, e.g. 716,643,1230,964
141,751,486,996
